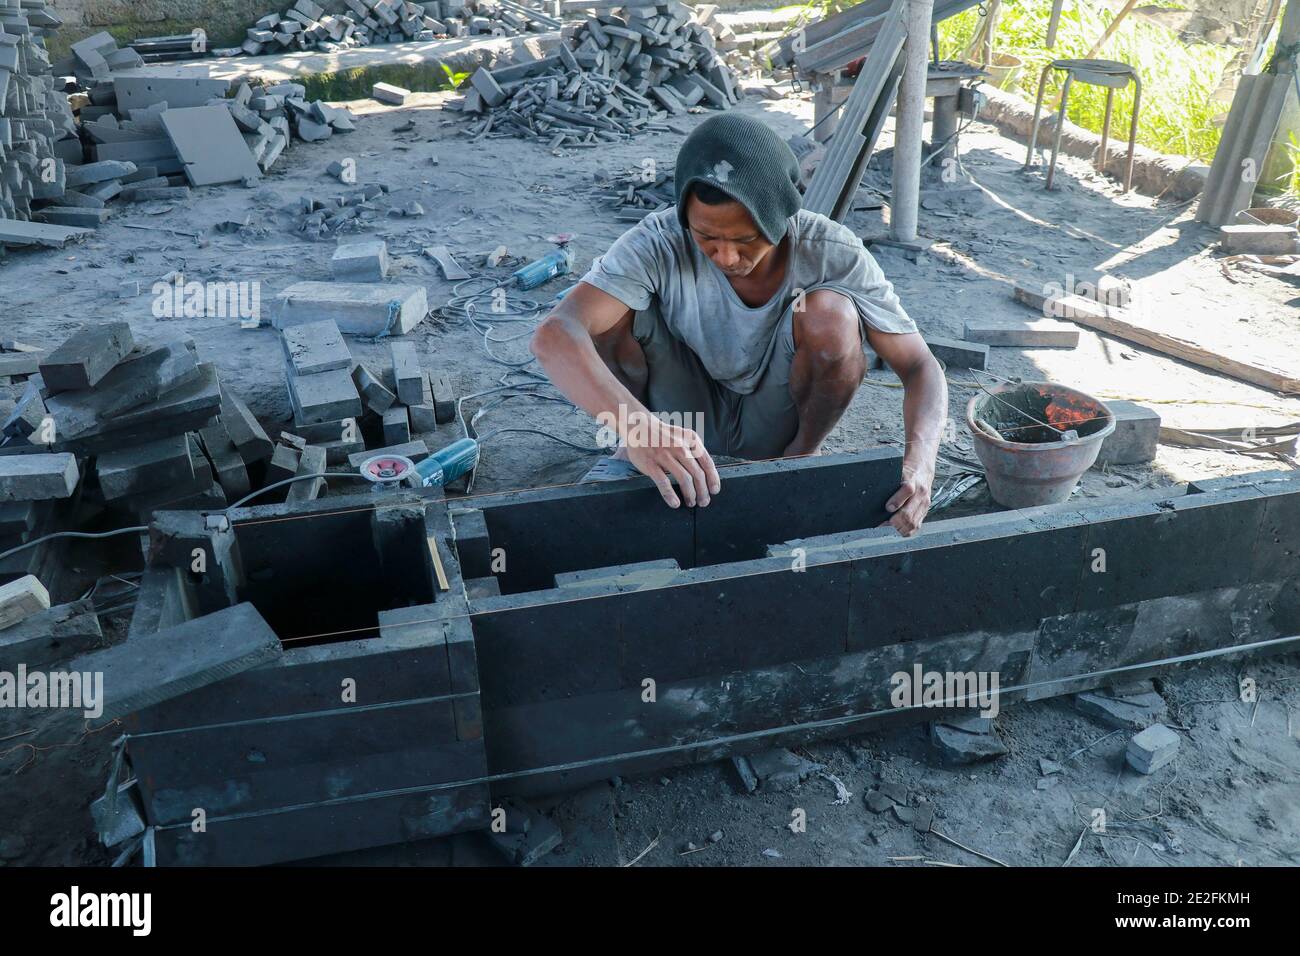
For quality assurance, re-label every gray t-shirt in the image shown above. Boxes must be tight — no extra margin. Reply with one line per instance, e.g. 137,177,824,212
579,207,916,394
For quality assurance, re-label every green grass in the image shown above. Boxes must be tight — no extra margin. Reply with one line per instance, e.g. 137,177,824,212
936,0,1233,163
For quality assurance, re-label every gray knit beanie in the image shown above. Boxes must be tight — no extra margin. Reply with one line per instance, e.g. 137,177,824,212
675,113,803,245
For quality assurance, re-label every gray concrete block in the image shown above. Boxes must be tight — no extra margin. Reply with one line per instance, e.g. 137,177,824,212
281,319,351,375
0,599,103,671
44,339,201,438
930,719,1009,763
161,105,262,187
286,444,327,501
0,454,79,502
331,239,389,281
924,335,989,370
963,319,1080,348
272,282,429,336
63,160,138,188
267,443,302,484
70,603,282,720
217,387,273,467
381,405,411,446
0,575,51,630
198,423,252,501
372,82,410,104
288,367,362,425
352,362,396,414
54,364,223,457
1094,400,1160,467
389,341,423,405
113,76,231,112
1219,224,1299,255
2,378,50,443
38,207,110,228
96,433,193,500
428,371,455,424
40,320,135,392
1126,723,1179,774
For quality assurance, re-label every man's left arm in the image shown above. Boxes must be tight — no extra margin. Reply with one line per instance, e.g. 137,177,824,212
866,330,947,536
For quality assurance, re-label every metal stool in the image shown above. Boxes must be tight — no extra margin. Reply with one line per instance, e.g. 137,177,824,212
1025,58,1141,192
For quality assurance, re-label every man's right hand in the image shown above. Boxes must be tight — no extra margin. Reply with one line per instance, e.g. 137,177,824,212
623,413,721,509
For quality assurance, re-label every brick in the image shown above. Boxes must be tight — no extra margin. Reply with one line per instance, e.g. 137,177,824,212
0,599,103,671
468,67,506,107
0,574,51,630
963,319,1079,348
272,282,429,336
331,239,389,281
53,364,222,456
198,423,252,501
1094,400,1160,467
1126,723,1179,774
2,379,49,442
287,367,362,424
219,386,274,465
1219,224,1299,255
428,371,455,424
63,160,138,188
70,603,282,720
38,207,110,228
449,507,491,578
0,454,79,502
43,339,200,438
267,444,302,484
352,362,396,414
389,341,423,405
372,82,410,104
381,405,411,446
924,335,988,370
286,444,327,501
39,320,135,392
96,433,194,500
281,319,351,375
0,350,42,379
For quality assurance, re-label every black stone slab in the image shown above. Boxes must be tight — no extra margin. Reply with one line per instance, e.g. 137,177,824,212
69,602,282,719
39,320,134,392
693,447,902,566
1076,486,1267,611
150,777,489,866
129,697,463,824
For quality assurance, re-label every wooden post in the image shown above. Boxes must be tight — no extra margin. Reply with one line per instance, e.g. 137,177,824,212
891,0,935,242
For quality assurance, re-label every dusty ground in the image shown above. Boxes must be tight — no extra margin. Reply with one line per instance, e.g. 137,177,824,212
1,52,1298,867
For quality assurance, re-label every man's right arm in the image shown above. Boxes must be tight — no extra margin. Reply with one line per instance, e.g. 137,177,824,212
531,281,720,508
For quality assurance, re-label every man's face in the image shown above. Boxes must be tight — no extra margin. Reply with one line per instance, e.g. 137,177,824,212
685,193,776,278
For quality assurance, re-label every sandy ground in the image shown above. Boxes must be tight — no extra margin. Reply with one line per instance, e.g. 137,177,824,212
1,65,1297,867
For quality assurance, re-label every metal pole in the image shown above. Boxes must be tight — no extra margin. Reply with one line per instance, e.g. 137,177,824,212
891,0,934,242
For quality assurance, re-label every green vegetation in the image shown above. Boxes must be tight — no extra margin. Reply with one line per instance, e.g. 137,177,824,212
938,0,1233,163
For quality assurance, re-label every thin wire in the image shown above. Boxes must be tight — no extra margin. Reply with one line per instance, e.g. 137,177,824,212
137,631,1300,827
0,526,148,563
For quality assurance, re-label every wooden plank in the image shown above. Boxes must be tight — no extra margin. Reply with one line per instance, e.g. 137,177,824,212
803,0,907,218
1013,283,1300,394
0,574,51,631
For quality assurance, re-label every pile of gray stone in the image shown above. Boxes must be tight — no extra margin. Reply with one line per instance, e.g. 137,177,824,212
457,1,740,146
0,321,276,524
238,0,559,56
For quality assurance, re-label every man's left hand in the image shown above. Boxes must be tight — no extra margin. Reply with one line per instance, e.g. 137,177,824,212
881,466,933,537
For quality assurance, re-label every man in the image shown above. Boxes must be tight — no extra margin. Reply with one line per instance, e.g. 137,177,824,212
531,113,947,536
